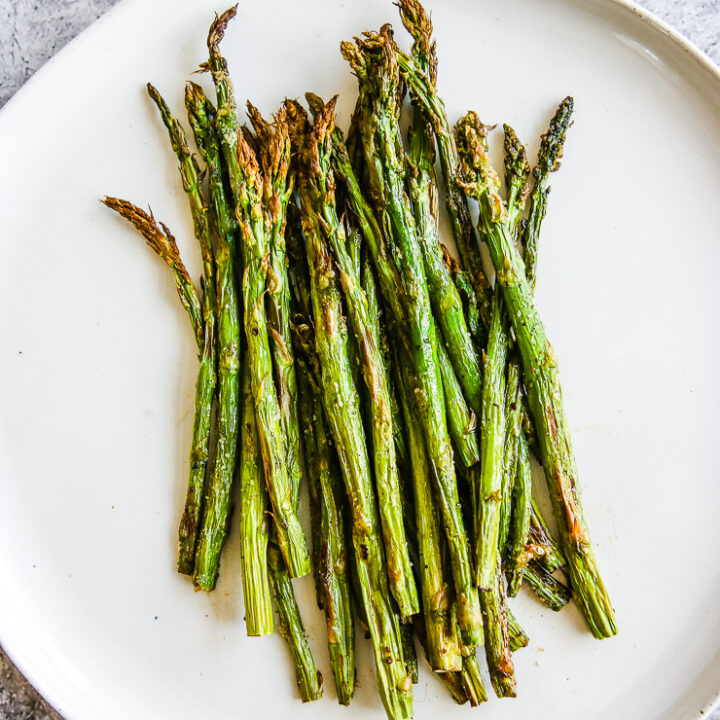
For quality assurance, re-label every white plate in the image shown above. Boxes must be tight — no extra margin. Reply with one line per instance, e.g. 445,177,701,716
1,0,720,718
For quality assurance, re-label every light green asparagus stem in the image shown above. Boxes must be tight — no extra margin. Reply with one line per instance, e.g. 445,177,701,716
529,499,566,572
455,110,616,639
102,199,214,577
524,560,572,611
178,82,242,591
237,361,273,635
205,9,309,578
341,27,481,648
477,294,508,590
507,610,530,651
144,82,218,577
267,544,323,702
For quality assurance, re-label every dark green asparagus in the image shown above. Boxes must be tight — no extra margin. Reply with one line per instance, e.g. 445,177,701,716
174,82,242,591
523,96,574,292
204,9,309,577
267,544,323,702
395,341,462,673
245,104,303,509
143,83,218,577
103,200,214,578
455,111,616,639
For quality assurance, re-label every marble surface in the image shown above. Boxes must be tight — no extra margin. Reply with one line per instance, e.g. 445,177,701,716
0,0,719,718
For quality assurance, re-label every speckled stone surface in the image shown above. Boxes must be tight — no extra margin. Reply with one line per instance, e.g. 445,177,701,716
0,0,719,717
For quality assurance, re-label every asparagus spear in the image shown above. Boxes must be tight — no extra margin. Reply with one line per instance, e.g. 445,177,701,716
245,104,303,509
437,338,480,470
508,431,533,598
395,0,486,310
102,199,214,575
236,360,273,635
288,96,418,620
341,28,481,648
394,338,462,673
460,651,489,706
267,544,323,702
406,70,483,421
142,83,217,577
529,498,567,572
523,560,572,611
523,96,574,292
455,111,616,639
171,82,241,591
202,10,309,577
289,110,412,720
288,222,356,704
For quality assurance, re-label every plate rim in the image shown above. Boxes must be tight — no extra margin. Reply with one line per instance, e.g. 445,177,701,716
1,0,719,718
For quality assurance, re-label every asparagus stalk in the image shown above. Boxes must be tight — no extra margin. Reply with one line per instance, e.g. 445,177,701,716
503,123,531,231
245,104,303,509
202,10,309,577
395,0,486,309
289,96,418,620
459,651,489,706
237,361,273,635
523,96,574,292
437,338,480,470
267,544,323,702
175,83,242,591
394,338,462,673
499,359,523,556
455,111,616,639
289,111,412,720
102,199,214,576
523,560,572,612
508,431,533,598
288,222,356,703
143,83,217,577
341,27,481,648
529,499,566,572
406,71,483,420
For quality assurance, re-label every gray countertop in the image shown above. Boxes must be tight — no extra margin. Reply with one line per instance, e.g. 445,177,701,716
1,0,719,718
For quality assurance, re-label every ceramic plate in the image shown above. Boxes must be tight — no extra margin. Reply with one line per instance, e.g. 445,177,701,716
1,0,719,718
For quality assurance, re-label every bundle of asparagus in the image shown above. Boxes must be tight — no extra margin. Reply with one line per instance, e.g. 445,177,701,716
103,0,616,715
